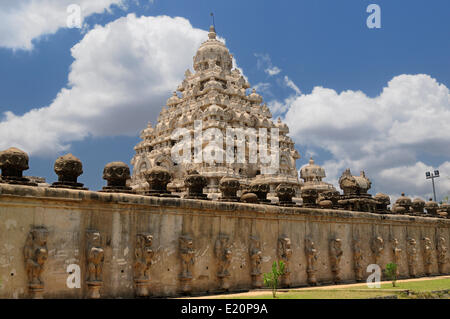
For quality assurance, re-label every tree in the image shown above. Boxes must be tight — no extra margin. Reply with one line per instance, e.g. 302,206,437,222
385,262,398,287
263,260,285,298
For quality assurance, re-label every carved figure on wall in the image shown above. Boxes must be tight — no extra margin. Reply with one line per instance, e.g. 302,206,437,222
329,238,343,283
179,235,195,293
86,230,104,299
214,235,232,290
353,239,364,282
406,238,418,277
278,236,293,287
23,227,49,299
423,237,434,276
305,238,318,286
391,238,402,277
134,233,154,297
436,236,448,274
371,236,384,266
249,236,263,288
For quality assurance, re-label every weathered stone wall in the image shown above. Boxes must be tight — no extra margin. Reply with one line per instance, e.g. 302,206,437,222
0,184,449,298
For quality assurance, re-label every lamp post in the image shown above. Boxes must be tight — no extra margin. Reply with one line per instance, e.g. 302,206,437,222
425,170,440,202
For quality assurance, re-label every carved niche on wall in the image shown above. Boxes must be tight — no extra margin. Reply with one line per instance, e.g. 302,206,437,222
249,236,263,288
436,236,448,274
352,239,364,282
422,237,434,276
406,237,418,277
179,235,195,293
23,226,49,299
278,235,293,287
214,234,232,290
134,233,154,297
86,230,104,299
305,237,318,286
391,238,402,277
329,238,343,283
371,236,384,266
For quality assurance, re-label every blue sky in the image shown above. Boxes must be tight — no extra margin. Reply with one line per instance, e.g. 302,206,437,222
0,0,449,201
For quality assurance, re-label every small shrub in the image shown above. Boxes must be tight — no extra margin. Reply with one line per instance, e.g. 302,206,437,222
385,262,398,287
263,261,285,298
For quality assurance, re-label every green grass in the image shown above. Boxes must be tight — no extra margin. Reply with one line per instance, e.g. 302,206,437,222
225,278,450,299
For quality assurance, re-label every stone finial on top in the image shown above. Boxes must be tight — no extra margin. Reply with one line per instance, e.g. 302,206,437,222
219,176,240,202
100,161,133,194
184,169,208,200
208,25,217,39
425,198,439,217
143,166,177,197
374,193,390,213
0,147,37,186
51,153,87,190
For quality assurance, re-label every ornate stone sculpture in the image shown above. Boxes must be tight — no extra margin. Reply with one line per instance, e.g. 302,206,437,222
371,236,384,266
318,190,340,209
143,166,177,197
411,198,425,216
374,193,390,213
301,189,318,208
392,193,412,214
219,177,240,202
438,203,449,218
86,230,104,299
422,237,434,276
305,238,318,286
23,227,49,299
51,153,87,190
406,238,417,277
338,169,377,212
391,238,402,277
436,237,448,274
179,235,195,293
248,180,270,204
425,199,439,217
134,233,154,297
299,158,336,197
278,236,293,287
276,184,296,207
329,238,343,283
100,161,133,193
249,236,263,288
353,239,364,282
0,147,37,186
240,192,259,203
184,170,208,200
214,234,232,290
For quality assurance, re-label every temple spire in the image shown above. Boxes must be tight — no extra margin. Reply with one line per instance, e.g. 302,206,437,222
208,25,216,40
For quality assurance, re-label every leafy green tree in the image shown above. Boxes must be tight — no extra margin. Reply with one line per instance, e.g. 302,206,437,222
385,262,398,287
263,260,285,298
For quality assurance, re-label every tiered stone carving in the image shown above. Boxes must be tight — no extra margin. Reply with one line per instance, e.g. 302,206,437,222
130,25,301,196
0,147,37,186
391,238,402,277
352,239,364,282
179,235,195,293
422,237,434,276
240,192,259,203
249,236,263,288
338,169,377,212
100,161,133,193
248,179,271,204
305,238,318,286
318,190,340,209
425,199,439,217
329,238,343,283
143,166,177,197
436,237,448,274
392,193,412,214
278,236,293,287
301,189,318,208
276,184,296,206
214,234,232,290
23,227,49,299
218,177,240,202
406,238,418,277
411,198,425,216
134,233,154,297
299,158,336,199
51,154,87,190
86,230,104,299
184,170,208,200
371,236,384,266
374,193,390,213
438,203,449,218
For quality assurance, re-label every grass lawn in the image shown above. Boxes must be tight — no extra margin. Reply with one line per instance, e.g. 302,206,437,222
227,278,450,299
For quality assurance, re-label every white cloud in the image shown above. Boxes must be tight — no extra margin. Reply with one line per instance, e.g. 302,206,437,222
283,76,301,95
254,53,282,77
0,14,209,156
265,66,281,76
283,74,450,201
0,0,126,50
